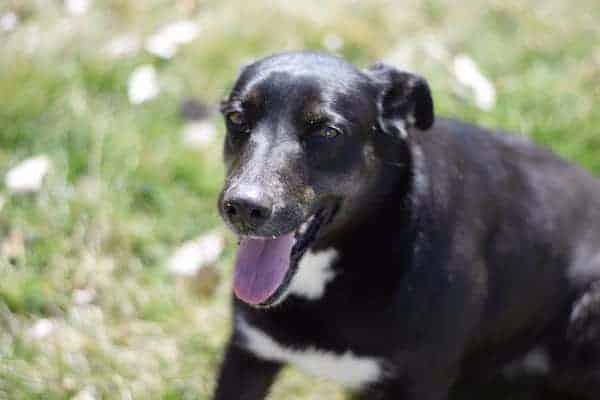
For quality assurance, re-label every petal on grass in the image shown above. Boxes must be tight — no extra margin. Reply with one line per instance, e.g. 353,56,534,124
168,232,224,277
1,230,24,260
71,387,96,400
103,34,140,59
422,37,451,62
144,35,177,59
0,11,18,32
65,0,92,16
382,43,418,70
159,20,200,45
453,54,497,110
5,155,51,194
322,34,343,52
182,121,217,149
28,319,55,339
144,20,200,59
73,288,96,306
127,65,160,104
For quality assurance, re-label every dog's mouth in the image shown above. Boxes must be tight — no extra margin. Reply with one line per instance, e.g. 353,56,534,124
233,202,338,307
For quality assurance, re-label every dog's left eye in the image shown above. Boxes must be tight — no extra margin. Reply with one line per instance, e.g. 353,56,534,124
316,126,342,139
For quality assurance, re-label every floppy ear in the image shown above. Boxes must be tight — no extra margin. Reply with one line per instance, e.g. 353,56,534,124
364,62,434,138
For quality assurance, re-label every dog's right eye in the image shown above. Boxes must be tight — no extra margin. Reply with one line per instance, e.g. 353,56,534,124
226,111,245,126
316,126,342,139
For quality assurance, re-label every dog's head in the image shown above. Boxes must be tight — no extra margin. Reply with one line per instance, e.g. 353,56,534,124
218,51,434,307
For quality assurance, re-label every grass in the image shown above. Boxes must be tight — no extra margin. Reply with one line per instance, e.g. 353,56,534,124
0,0,598,399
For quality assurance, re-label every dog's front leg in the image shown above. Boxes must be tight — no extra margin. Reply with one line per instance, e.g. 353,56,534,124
213,339,282,400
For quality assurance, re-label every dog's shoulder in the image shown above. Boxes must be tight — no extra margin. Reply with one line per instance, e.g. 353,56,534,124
411,117,600,271
418,117,596,196
426,117,546,160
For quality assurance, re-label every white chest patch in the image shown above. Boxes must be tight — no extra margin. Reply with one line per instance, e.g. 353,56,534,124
286,248,338,300
237,316,383,388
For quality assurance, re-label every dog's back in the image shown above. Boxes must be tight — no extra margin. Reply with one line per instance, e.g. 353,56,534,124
420,118,600,392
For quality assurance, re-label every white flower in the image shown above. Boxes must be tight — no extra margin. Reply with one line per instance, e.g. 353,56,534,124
322,34,343,51
103,34,140,59
145,35,177,59
1,230,24,259
453,54,497,110
144,20,200,59
29,319,55,339
182,121,217,149
168,232,224,277
23,25,40,54
65,0,92,16
422,38,450,62
127,65,160,104
73,288,96,305
382,43,417,71
0,11,18,32
5,155,51,194
71,387,96,400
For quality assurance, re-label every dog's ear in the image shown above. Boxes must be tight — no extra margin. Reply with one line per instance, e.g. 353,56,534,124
364,62,434,138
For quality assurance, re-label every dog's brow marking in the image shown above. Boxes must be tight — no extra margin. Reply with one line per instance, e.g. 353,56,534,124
237,315,383,388
287,248,338,300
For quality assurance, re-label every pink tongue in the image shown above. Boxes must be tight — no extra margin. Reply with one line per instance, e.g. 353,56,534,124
233,233,295,305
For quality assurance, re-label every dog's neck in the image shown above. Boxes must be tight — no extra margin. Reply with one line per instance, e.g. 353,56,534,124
315,140,420,251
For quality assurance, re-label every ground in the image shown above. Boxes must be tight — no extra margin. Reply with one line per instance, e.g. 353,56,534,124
0,0,599,399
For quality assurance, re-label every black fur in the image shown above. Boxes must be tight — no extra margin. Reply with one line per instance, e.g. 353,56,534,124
214,51,600,399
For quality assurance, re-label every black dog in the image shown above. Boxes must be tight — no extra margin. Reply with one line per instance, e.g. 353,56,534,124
213,51,600,399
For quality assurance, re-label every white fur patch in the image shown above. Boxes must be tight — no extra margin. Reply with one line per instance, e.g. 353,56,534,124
237,316,383,388
396,119,409,139
286,248,338,300
503,346,552,378
521,347,552,375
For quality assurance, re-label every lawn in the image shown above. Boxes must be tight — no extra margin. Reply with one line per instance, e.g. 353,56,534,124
0,0,598,399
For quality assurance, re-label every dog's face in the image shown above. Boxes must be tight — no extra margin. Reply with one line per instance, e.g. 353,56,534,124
218,52,434,307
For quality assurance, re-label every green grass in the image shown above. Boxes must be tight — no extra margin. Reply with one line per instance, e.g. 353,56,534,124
0,0,598,398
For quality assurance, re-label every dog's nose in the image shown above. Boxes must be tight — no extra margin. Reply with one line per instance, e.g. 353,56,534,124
222,190,273,232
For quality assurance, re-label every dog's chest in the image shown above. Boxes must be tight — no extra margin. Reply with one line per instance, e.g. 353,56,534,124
236,247,386,388
284,247,339,301
237,315,384,388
